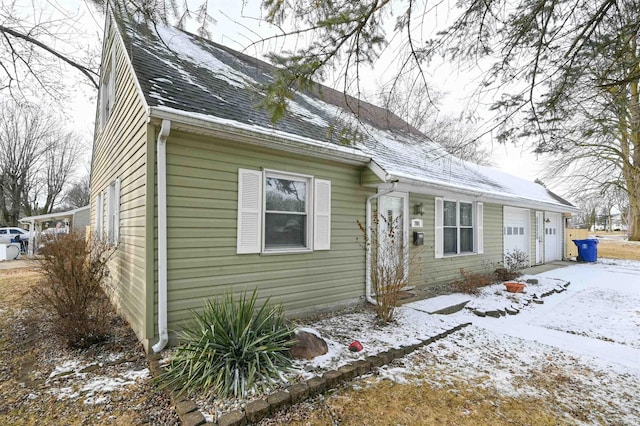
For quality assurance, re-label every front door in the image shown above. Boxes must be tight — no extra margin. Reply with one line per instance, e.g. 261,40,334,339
536,211,544,264
544,213,562,261
378,192,408,281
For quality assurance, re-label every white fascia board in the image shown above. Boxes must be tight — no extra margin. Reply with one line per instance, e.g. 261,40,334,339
148,106,371,166
366,160,392,182
387,176,579,214
19,205,90,223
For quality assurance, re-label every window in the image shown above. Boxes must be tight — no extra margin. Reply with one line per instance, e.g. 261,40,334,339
100,48,116,128
435,198,483,258
443,200,473,254
95,192,104,238
95,178,120,244
264,174,309,249
106,178,121,245
237,168,331,254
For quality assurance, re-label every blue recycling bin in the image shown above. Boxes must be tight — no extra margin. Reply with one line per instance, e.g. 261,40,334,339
573,239,598,262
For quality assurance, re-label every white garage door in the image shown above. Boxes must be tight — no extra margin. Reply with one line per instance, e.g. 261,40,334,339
504,207,530,261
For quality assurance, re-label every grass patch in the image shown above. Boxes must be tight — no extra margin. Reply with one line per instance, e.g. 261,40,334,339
284,378,565,425
597,239,640,261
0,267,177,425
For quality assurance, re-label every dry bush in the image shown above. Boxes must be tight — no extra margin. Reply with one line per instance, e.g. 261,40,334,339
451,268,496,295
358,213,421,323
494,267,519,282
32,231,116,348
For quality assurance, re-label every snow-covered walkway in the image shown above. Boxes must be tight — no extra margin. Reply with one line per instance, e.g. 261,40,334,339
469,260,640,373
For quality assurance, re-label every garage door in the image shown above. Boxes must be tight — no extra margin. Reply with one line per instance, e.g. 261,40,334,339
504,207,530,261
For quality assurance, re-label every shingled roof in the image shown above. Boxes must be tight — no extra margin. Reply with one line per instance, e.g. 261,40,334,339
114,13,575,211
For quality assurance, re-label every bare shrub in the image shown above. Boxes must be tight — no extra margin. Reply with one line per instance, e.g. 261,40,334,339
32,231,116,348
504,249,529,275
494,267,519,282
452,268,496,295
358,212,421,323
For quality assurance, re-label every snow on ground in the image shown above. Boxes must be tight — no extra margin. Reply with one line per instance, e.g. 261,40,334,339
290,306,462,378
277,258,640,424
46,359,150,404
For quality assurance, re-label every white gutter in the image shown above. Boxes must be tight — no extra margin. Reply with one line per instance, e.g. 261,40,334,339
365,182,398,305
152,119,171,353
148,106,371,166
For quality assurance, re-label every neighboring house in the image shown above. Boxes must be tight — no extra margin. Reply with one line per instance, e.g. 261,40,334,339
19,205,90,255
91,11,577,352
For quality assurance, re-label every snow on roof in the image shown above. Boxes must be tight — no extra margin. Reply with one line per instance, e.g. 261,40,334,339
115,14,574,210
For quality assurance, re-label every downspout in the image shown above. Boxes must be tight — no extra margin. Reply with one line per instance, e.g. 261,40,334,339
152,119,171,353
365,181,398,305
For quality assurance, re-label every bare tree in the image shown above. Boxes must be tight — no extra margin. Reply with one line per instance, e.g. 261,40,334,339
0,100,80,225
63,174,91,209
255,0,640,239
0,100,51,225
378,80,492,165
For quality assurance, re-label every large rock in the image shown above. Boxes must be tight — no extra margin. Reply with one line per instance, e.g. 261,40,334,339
290,330,328,360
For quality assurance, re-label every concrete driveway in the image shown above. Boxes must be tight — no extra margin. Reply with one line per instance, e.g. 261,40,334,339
473,260,640,371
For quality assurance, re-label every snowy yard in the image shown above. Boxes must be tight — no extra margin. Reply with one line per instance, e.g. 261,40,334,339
2,259,639,424
259,259,640,425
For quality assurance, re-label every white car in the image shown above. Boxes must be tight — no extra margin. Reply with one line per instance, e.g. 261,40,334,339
0,227,32,244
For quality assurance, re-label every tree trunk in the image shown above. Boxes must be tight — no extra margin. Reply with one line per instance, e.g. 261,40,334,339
629,190,640,240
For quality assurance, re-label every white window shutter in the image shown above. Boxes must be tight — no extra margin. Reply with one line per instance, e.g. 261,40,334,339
476,202,484,254
434,197,444,259
95,192,103,238
313,179,331,250
114,177,121,245
109,49,116,101
237,168,263,254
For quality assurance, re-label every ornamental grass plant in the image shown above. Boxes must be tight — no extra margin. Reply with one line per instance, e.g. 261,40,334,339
160,290,294,399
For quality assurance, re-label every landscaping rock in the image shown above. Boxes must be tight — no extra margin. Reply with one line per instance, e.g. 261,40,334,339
367,355,385,368
287,383,309,404
533,299,544,304
306,376,326,395
267,390,291,412
175,400,198,415
505,307,518,315
473,309,486,317
80,364,100,373
290,330,328,360
338,364,357,381
526,278,539,284
352,359,371,376
217,410,246,426
181,410,206,426
245,399,270,423
485,310,501,318
323,370,343,388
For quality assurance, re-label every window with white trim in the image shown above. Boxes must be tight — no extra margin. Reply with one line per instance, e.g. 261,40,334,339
100,48,116,129
95,192,104,238
237,168,331,254
435,197,483,258
106,178,121,245
265,173,309,249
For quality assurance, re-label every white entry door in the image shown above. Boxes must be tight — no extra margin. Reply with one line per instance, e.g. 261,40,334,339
544,213,562,261
536,211,544,264
503,207,530,264
378,192,409,279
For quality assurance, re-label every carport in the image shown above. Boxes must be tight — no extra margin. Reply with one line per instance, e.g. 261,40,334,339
19,205,90,255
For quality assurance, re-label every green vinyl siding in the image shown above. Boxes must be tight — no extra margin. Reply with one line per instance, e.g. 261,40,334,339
361,167,384,186
161,130,373,332
90,25,150,347
408,194,504,287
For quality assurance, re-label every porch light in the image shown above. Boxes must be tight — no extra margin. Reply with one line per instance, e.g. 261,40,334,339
414,202,424,216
